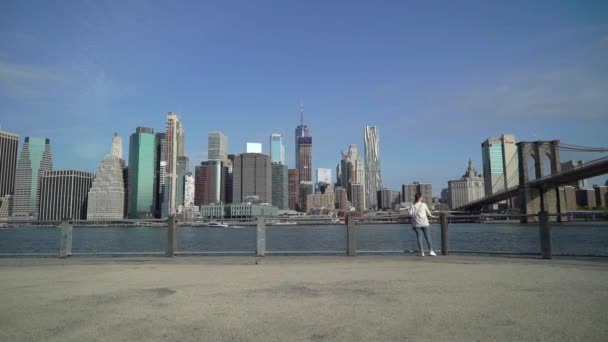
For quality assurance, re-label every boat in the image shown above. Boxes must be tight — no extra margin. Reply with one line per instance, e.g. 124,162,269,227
205,221,229,228
268,221,297,226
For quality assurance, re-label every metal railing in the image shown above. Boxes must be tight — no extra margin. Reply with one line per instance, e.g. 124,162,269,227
1,211,607,259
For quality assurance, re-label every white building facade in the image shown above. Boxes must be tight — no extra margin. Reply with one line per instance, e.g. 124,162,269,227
448,159,485,210
364,126,382,210
87,155,125,220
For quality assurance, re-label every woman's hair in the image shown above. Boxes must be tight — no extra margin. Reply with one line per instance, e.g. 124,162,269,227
414,193,422,202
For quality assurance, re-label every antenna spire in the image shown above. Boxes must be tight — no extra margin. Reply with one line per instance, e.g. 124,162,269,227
300,101,304,126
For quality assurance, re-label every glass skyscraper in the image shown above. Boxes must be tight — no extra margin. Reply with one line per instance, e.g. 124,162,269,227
12,137,53,218
270,133,285,164
128,127,156,219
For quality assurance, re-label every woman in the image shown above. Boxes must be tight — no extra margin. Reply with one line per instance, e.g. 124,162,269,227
409,193,436,256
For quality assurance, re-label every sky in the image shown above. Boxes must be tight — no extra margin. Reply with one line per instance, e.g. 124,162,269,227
1,0,607,195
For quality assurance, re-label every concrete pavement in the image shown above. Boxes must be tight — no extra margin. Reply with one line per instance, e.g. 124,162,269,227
1,256,607,341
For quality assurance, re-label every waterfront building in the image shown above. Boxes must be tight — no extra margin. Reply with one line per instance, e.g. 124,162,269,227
299,182,313,212
200,203,278,219
87,155,125,220
351,183,365,211
224,154,235,204
208,132,228,161
194,161,225,206
288,169,299,210
377,188,398,210
402,182,432,205
184,173,195,207
561,160,587,189
481,134,518,202
364,126,382,210
111,133,122,159
128,127,155,219
38,170,94,221
232,153,272,204
246,142,262,154
576,189,596,208
12,137,53,218
0,130,19,199
270,134,285,164
595,186,607,208
335,186,347,211
272,163,288,210
306,192,335,213
176,156,189,207
164,112,184,216
448,159,486,210
338,145,365,207
0,195,10,217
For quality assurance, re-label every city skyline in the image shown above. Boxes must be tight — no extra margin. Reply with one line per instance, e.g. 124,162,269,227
1,1,607,194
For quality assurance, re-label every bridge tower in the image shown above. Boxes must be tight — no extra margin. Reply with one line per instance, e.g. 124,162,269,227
517,141,565,222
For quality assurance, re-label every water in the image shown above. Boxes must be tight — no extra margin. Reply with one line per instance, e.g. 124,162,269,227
1,222,607,257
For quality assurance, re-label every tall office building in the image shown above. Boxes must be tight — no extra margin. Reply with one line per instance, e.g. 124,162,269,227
297,136,313,210
12,137,53,218
184,173,195,207
448,159,485,210
288,169,299,210
351,183,365,212
402,182,432,205
364,126,382,210
232,153,272,204
194,161,225,205
224,154,235,204
164,112,184,216
87,155,125,220
377,188,394,210
271,163,288,210
128,127,155,219
111,133,123,159
38,170,94,221
208,132,228,162
295,105,308,171
176,156,189,207
153,132,166,218
481,134,518,197
337,144,365,207
270,134,285,164
0,130,19,198
335,186,347,211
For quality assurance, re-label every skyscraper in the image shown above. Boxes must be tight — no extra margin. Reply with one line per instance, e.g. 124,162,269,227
111,133,123,159
87,155,125,220
448,159,485,209
481,134,518,197
271,163,288,210
351,183,365,211
338,144,365,207
153,132,166,218
288,169,299,211
295,105,307,172
176,156,189,207
184,173,195,207
0,130,19,198
165,112,184,216
194,161,225,205
232,153,272,204
208,132,228,162
38,170,94,221
297,136,313,209
128,127,155,219
364,126,382,210
270,133,285,164
12,137,53,218
402,182,432,205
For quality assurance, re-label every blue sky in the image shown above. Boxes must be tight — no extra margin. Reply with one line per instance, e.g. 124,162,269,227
1,0,607,194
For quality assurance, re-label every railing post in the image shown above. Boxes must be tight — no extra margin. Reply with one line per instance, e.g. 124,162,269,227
440,213,449,256
538,211,552,259
346,215,356,256
256,216,266,257
167,215,176,257
59,219,73,258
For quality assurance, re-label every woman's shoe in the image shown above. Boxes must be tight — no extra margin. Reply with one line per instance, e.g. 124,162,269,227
429,250,437,256
419,251,425,256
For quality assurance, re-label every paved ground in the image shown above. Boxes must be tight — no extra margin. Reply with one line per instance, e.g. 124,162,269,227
1,256,607,342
